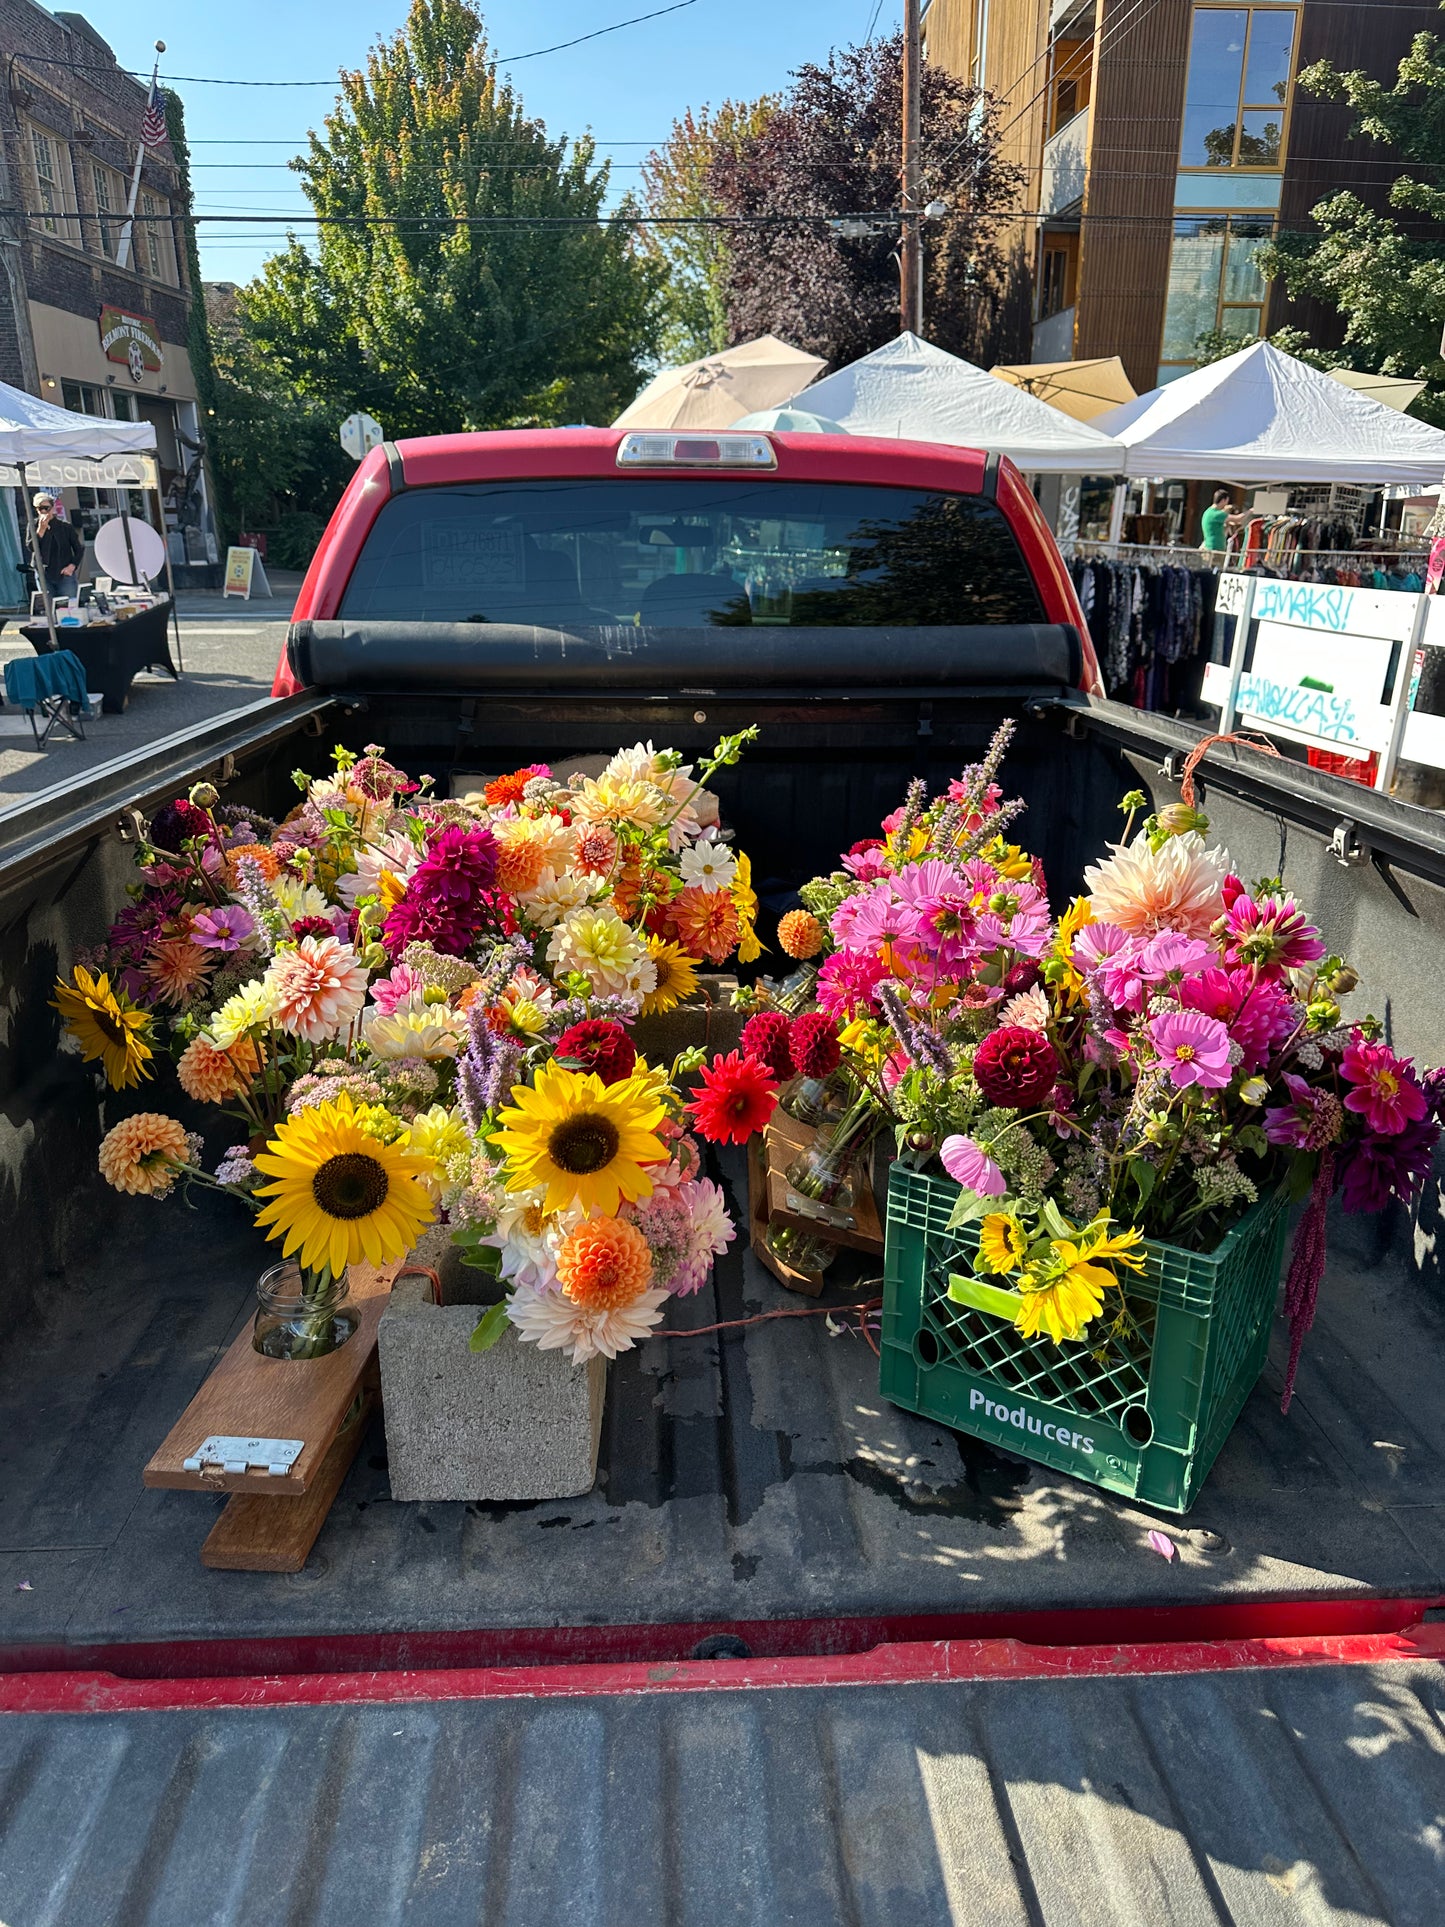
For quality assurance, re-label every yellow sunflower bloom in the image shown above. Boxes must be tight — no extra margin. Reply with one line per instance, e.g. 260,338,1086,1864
1013,1251,1112,1344
977,1213,1030,1276
642,937,700,1016
52,965,153,1090
491,1060,667,1216
253,1093,438,1279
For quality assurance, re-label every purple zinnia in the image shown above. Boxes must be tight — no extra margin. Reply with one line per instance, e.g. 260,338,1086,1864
1338,1119,1440,1214
381,823,498,958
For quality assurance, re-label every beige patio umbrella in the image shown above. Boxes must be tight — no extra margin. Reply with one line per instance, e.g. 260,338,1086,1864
613,335,827,430
989,356,1138,423
1328,368,1427,415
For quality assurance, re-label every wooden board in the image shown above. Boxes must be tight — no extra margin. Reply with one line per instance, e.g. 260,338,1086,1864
200,1380,377,1573
762,1113,884,1256
143,1261,397,1498
748,1134,825,1297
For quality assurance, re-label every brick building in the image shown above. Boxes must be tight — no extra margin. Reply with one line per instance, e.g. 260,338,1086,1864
0,2,216,577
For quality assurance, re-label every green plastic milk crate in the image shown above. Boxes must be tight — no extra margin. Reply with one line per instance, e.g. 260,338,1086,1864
879,1164,1290,1513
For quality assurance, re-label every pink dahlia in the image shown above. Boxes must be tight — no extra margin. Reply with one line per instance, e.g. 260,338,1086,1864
973,1025,1059,1109
267,936,368,1043
817,950,887,1021
370,962,425,1015
382,823,498,958
939,1135,1006,1196
1148,1009,1232,1090
1223,894,1327,974
1179,966,1296,1076
1340,1035,1428,1136
1083,831,1228,939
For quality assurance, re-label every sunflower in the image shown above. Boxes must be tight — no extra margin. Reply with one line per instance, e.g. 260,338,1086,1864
977,1213,1029,1275
492,1061,667,1216
52,966,154,1090
642,937,699,1016
252,1093,438,1278
1013,1257,1108,1345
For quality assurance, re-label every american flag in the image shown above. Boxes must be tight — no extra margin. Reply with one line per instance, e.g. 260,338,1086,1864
140,76,167,149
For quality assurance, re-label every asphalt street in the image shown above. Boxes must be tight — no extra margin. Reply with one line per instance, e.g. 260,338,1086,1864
0,572,303,808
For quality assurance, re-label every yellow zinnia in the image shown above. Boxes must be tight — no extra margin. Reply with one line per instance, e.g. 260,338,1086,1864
977,1213,1030,1276
492,1060,667,1216
52,965,153,1090
253,1094,438,1279
642,937,699,1016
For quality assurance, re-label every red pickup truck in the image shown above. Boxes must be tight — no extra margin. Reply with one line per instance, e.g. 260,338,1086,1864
273,425,1103,697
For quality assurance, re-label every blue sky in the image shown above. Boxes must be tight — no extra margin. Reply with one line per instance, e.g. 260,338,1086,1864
72,0,901,284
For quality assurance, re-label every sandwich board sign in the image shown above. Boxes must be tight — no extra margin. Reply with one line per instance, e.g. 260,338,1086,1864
223,544,272,600
340,412,384,462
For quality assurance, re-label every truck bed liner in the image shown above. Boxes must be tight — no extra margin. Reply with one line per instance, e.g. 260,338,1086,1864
2,1152,1441,1663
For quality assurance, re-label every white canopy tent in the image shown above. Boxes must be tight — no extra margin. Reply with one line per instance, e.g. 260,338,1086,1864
787,333,1125,474
1093,342,1445,485
0,378,163,650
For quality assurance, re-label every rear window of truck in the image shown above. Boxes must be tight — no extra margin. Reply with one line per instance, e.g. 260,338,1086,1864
338,478,1045,627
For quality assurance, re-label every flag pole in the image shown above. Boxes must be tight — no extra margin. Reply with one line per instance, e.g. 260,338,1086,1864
115,41,165,269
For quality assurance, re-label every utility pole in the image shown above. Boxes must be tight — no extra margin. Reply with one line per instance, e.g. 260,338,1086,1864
900,0,923,336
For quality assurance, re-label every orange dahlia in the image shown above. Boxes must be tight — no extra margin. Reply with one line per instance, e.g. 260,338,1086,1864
670,884,740,965
574,822,619,877
176,1034,261,1104
98,1112,194,1196
145,937,214,1007
224,842,281,887
484,768,536,807
496,838,547,895
777,909,825,960
555,1217,654,1311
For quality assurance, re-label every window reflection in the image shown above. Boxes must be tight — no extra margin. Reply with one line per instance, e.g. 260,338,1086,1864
1180,5,1297,170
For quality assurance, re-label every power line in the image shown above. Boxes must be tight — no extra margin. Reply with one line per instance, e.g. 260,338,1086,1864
498,0,700,63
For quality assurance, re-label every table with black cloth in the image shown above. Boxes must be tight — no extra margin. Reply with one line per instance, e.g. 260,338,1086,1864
20,598,178,713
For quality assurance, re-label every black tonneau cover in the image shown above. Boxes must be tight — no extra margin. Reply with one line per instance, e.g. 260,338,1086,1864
288,620,1084,694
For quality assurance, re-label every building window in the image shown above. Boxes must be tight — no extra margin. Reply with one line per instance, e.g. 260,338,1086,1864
1039,244,1074,320
28,122,78,244
1048,39,1093,139
1159,214,1271,375
92,162,122,258
138,190,173,282
1180,5,1299,171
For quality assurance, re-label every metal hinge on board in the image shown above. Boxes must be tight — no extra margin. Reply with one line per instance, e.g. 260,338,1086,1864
183,1435,304,1476
1330,820,1370,867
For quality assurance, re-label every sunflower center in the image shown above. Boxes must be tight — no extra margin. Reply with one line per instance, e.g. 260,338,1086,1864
312,1151,390,1219
94,1008,128,1047
548,1113,620,1175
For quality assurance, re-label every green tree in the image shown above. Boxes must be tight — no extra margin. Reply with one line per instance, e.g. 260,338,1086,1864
241,0,661,434
1260,11,1445,421
640,99,775,363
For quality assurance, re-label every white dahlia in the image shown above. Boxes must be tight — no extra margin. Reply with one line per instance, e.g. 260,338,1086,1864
1082,831,1229,939
506,1281,670,1364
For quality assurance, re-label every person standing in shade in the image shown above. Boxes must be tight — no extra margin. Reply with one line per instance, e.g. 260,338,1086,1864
1200,489,1236,563
34,493,83,600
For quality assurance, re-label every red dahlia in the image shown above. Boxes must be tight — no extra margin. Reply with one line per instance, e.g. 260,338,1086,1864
972,1024,1059,1110
289,916,337,941
689,1050,778,1144
789,1011,841,1080
554,1019,637,1086
741,1010,794,1083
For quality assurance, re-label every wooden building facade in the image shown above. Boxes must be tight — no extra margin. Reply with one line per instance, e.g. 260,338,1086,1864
923,0,1440,393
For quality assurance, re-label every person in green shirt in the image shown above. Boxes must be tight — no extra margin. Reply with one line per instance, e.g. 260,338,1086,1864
1200,489,1234,559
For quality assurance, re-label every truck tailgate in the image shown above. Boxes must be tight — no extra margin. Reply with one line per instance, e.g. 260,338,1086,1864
1,1641,1441,1925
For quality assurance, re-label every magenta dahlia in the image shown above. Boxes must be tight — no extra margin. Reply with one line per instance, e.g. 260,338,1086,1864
789,1011,842,1080
381,823,498,957
554,1019,637,1086
972,1024,1059,1109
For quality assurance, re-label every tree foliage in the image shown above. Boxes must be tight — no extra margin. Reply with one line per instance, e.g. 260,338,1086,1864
640,98,776,364
239,0,661,435
1260,13,1445,420
707,36,1023,369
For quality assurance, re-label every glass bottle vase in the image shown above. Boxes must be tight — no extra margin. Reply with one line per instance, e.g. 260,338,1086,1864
778,1068,851,1126
764,1114,874,1282
253,1260,359,1360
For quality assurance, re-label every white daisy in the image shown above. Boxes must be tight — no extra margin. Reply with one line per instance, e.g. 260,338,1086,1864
678,840,737,893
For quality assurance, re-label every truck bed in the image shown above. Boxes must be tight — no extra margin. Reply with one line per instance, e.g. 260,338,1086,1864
2,1147,1441,1667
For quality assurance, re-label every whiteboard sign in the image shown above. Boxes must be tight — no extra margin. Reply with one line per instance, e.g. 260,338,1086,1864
1200,661,1393,752
1248,577,1419,643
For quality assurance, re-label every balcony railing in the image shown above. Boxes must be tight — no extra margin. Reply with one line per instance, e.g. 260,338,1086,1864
1041,107,1089,217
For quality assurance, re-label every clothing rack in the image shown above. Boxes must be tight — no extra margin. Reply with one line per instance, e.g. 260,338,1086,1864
1068,551,1219,714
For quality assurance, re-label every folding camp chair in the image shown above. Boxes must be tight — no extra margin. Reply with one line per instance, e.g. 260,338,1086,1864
4,649,89,748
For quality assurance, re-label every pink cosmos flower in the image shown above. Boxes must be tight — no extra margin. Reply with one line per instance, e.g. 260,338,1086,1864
1097,942,1152,1014
1148,1009,1233,1089
190,904,257,953
842,846,893,883
1223,894,1327,974
1072,921,1130,970
1340,1035,1428,1136
939,1135,1007,1196
370,962,425,1015
1139,930,1212,978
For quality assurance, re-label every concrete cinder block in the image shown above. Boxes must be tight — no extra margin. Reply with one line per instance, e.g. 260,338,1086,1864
632,973,743,1070
380,1229,606,1502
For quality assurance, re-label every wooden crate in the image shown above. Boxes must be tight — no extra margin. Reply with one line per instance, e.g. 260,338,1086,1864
747,1113,883,1297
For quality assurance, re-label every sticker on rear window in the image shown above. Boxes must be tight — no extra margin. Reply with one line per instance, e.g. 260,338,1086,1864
423,522,524,590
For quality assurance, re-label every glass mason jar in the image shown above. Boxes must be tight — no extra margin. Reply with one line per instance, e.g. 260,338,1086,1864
779,1068,851,1126
773,963,820,1014
764,1111,876,1282
253,1260,359,1360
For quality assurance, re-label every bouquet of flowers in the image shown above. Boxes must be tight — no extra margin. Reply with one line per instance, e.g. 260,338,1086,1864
688,722,1441,1402
55,735,762,1363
